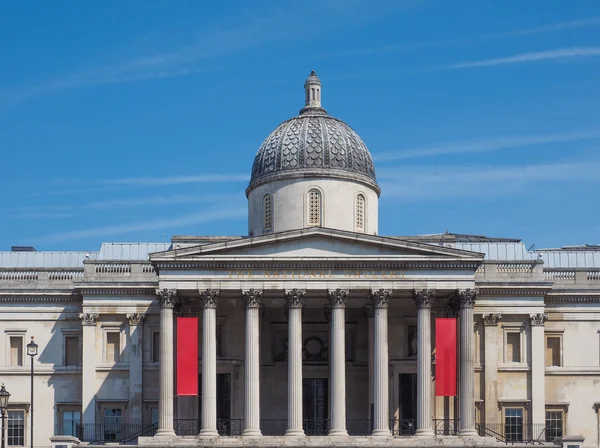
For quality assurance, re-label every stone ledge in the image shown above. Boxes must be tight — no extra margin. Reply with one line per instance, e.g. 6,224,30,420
137,435,517,447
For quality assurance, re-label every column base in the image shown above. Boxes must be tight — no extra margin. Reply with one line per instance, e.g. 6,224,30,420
414,428,435,437
371,429,392,437
154,428,176,438
198,429,220,438
458,428,479,437
285,429,305,437
242,429,262,437
328,429,349,436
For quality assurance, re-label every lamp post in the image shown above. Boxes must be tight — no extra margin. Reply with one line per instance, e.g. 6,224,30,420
0,384,11,448
26,337,37,448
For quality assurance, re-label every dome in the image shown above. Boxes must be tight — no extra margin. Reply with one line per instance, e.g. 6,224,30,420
246,71,379,196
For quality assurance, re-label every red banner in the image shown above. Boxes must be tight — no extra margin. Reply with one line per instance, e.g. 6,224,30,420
177,317,198,396
435,318,457,396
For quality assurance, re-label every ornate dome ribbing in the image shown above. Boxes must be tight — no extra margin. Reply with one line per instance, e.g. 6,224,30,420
247,71,379,195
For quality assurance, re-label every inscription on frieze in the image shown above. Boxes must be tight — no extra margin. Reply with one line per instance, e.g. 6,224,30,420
228,269,405,279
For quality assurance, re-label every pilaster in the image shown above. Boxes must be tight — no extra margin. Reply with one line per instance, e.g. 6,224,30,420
482,314,502,424
530,313,548,426
127,313,145,428
80,312,99,440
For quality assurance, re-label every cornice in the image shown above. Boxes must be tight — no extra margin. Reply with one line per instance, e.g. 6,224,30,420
153,260,482,270
78,288,157,296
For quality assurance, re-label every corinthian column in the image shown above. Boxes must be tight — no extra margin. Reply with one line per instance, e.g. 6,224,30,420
371,289,392,437
242,289,263,436
458,289,477,436
199,289,220,437
285,289,305,437
412,289,435,437
328,288,349,436
155,289,178,437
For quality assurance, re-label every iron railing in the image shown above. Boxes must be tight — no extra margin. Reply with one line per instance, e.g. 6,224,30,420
390,418,416,436
475,423,547,444
434,418,459,436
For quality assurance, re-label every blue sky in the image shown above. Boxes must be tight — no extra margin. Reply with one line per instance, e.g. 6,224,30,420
1,0,599,252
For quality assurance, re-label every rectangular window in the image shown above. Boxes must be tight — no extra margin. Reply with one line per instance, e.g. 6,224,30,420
152,331,160,363
545,336,561,367
65,336,81,366
506,332,521,363
9,337,23,367
7,410,25,446
62,410,81,436
504,408,523,442
545,410,563,441
106,332,120,363
103,408,123,441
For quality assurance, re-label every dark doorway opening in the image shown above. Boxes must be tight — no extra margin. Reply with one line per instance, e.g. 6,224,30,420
303,378,328,435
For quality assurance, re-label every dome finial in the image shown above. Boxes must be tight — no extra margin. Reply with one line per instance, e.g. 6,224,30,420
301,70,324,114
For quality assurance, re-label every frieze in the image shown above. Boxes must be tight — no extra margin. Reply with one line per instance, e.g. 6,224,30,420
0,295,81,303
228,269,404,279
80,288,157,296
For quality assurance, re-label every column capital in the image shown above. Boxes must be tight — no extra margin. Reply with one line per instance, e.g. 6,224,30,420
285,288,305,308
199,289,220,309
328,288,349,308
242,289,263,309
127,313,145,326
363,304,375,318
529,313,548,326
412,289,435,309
458,289,477,309
482,313,502,326
79,312,99,326
156,289,179,309
370,289,392,308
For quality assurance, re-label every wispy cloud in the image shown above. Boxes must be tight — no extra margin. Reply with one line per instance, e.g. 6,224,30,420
35,207,247,243
435,46,600,70
103,174,249,187
10,193,242,215
374,129,600,162
378,161,600,200
309,17,600,60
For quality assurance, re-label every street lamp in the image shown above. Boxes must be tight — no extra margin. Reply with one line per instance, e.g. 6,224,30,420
0,384,11,448
26,337,37,448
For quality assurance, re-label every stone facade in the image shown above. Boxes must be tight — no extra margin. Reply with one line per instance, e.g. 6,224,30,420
0,72,599,447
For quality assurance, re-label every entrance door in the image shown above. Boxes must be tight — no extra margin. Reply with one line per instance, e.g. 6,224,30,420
303,379,328,435
198,373,232,434
399,374,417,435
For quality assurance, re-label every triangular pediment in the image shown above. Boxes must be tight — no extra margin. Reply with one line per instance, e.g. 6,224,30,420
150,227,483,261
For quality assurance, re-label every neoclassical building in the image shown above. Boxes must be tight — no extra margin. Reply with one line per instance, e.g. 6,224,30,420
0,72,599,448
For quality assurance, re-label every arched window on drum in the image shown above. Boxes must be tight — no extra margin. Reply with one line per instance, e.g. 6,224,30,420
308,189,322,226
355,194,365,232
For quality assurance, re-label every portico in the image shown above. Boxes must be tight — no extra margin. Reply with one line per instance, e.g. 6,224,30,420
142,227,484,442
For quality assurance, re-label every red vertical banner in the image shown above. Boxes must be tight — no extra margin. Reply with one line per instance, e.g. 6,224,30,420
177,317,198,396
435,318,457,396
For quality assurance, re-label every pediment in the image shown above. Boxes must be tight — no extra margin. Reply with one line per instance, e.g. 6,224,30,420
150,228,483,261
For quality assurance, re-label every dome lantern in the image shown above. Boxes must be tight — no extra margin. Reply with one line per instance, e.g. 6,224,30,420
300,70,326,115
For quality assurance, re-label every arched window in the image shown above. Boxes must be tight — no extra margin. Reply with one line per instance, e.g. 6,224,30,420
263,194,273,232
308,189,322,226
355,194,365,232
